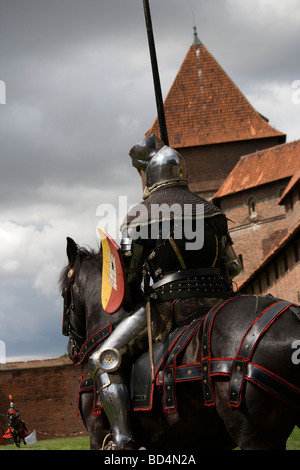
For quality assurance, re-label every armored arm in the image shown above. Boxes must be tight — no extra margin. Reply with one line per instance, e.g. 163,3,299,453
221,233,241,281
120,229,145,311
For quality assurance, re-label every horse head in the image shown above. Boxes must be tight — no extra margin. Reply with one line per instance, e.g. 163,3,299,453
59,237,125,361
59,237,126,449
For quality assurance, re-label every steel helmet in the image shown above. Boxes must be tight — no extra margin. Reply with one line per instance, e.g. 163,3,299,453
145,145,187,188
129,134,164,172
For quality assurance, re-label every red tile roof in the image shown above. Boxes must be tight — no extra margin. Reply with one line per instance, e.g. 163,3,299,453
213,139,300,200
278,168,300,205
146,39,285,148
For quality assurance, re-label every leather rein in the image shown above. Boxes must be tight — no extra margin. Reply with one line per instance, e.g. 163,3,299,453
61,259,113,365
62,267,87,354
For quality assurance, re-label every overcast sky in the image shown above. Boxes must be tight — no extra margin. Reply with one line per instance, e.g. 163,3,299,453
0,0,300,362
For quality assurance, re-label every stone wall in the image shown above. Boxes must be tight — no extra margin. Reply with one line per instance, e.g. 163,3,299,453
0,357,88,441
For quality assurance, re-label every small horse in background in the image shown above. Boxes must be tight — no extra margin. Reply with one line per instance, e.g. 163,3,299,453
60,237,300,450
3,414,28,447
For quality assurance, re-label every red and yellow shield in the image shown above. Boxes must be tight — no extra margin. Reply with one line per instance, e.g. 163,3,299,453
98,227,126,314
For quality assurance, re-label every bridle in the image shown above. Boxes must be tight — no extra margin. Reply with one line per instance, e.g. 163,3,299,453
62,268,75,337
62,266,87,356
61,259,113,365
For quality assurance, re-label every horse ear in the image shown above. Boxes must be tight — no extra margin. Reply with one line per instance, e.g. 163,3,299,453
66,237,77,267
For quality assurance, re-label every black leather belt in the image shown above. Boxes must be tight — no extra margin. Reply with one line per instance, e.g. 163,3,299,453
150,268,231,302
152,268,221,290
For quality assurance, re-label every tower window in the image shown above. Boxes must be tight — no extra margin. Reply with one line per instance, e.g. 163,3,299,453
274,262,279,280
248,197,257,217
265,269,270,287
294,243,299,263
238,254,244,271
258,278,262,294
283,253,288,272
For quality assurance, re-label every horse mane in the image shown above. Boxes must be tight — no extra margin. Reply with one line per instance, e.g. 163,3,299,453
58,243,102,293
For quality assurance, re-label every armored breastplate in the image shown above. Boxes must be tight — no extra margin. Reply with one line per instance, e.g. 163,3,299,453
145,225,233,302
121,185,233,303
145,221,221,281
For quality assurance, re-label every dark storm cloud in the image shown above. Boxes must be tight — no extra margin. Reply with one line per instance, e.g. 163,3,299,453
1,1,298,196
203,0,300,87
0,2,160,209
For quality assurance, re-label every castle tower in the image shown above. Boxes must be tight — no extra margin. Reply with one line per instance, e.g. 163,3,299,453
146,28,286,198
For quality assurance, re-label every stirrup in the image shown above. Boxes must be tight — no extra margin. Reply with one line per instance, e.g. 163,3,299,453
101,434,116,450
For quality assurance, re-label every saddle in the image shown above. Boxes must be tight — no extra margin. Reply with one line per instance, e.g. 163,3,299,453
76,318,203,416
130,318,203,411
76,296,300,417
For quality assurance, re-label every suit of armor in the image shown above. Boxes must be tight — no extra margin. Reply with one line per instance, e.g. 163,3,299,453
8,402,20,419
89,139,241,449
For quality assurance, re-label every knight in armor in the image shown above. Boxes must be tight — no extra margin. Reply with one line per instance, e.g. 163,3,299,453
89,136,241,450
7,396,20,419
5,395,27,440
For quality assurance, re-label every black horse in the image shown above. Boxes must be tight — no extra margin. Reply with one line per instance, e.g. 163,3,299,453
4,414,28,447
60,237,300,450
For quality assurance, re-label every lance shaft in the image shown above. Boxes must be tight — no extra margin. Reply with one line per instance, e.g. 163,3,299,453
142,0,169,145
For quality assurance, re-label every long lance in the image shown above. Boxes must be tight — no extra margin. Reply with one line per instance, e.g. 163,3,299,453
142,0,168,383
142,0,169,145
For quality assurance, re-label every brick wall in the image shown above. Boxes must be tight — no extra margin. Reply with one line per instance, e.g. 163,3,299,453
240,187,300,303
219,180,290,284
180,136,284,199
231,218,287,284
284,195,300,233
242,238,300,304
0,358,87,441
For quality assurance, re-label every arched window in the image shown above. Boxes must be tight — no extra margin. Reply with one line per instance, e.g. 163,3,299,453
238,254,244,271
248,197,257,217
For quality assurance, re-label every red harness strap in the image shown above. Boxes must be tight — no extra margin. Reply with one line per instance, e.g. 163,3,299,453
75,375,101,417
72,324,112,365
227,300,292,406
201,298,296,407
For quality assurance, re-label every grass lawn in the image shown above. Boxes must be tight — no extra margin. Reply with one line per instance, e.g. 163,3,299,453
286,426,300,450
0,426,299,450
0,435,91,450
